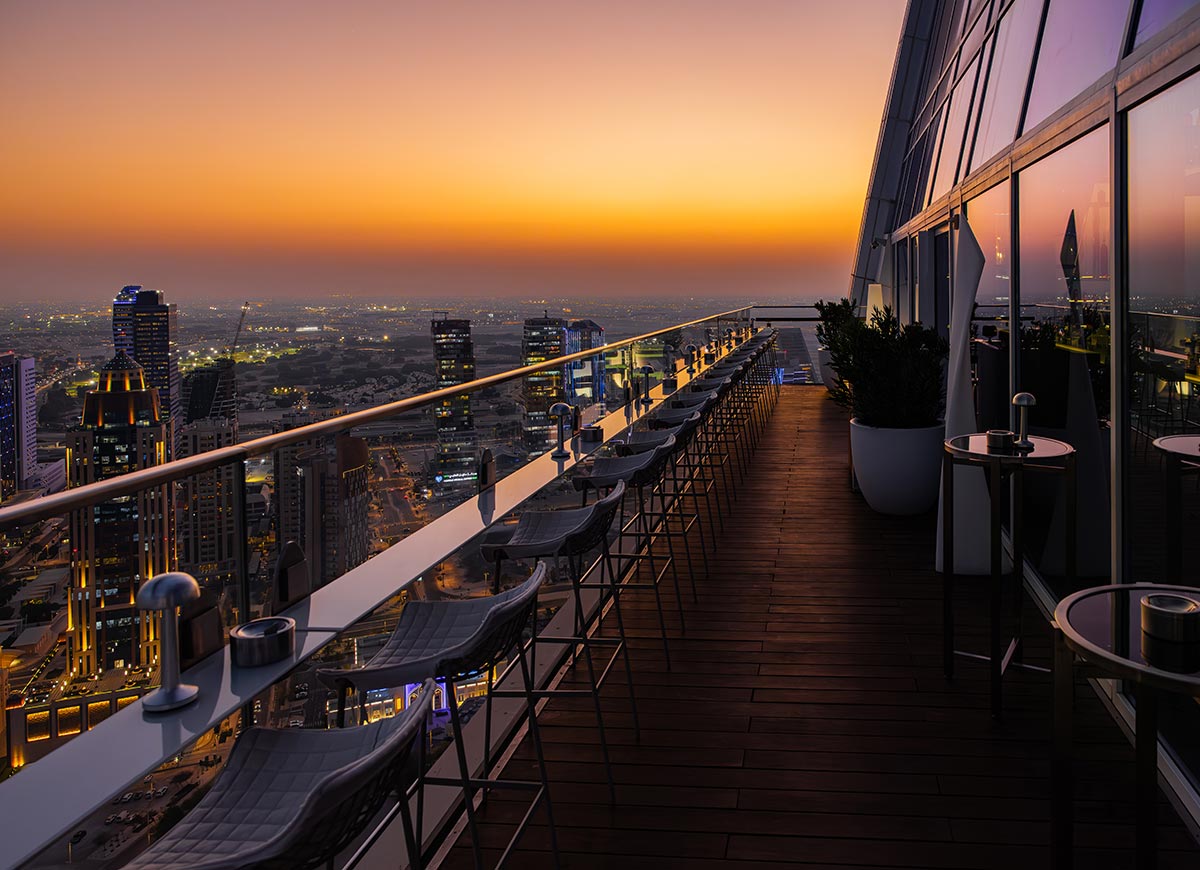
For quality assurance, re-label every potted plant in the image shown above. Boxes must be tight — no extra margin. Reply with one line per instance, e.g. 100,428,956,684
814,298,857,393
827,306,949,515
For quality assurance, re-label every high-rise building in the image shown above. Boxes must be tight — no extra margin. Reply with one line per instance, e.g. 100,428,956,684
66,353,171,676
0,352,37,502
111,287,181,453
565,320,606,412
521,316,566,454
177,359,239,595
430,315,478,488
273,417,369,588
110,284,141,357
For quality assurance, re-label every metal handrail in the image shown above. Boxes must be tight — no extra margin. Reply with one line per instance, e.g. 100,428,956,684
0,305,753,530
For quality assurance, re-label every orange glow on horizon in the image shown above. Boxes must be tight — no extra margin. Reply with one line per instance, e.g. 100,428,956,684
0,1,907,296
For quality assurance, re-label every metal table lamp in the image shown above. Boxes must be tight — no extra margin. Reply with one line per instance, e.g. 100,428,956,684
1012,392,1036,451
549,402,573,459
137,572,202,712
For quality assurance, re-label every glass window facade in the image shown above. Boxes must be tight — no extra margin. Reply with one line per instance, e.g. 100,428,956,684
1023,0,1131,133
1133,0,1200,48
930,55,982,202
1018,128,1111,313
970,0,1043,171
1126,68,1200,788
870,0,1200,813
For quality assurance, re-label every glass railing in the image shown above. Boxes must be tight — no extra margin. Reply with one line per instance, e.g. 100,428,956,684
0,305,779,869
747,305,819,384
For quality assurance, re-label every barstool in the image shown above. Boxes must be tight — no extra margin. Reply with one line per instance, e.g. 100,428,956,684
575,436,683,662
480,481,634,801
317,565,559,870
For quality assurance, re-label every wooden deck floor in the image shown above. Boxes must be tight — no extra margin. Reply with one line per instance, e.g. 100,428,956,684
444,387,1198,869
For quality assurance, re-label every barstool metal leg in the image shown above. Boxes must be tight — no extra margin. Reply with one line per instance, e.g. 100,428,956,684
447,677,484,870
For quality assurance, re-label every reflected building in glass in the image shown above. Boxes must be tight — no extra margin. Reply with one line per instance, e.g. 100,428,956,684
66,353,171,677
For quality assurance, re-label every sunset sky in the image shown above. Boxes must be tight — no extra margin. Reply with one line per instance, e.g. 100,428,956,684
0,1,906,301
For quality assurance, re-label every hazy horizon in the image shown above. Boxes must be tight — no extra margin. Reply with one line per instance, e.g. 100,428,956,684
0,1,905,302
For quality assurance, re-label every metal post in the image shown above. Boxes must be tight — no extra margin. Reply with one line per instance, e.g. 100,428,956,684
1135,681,1159,870
1052,623,1075,869
943,450,955,679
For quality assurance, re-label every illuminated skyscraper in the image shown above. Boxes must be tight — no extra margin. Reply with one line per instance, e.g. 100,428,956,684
178,359,239,595
430,315,478,488
0,352,37,502
521,316,566,454
111,287,181,453
66,353,171,676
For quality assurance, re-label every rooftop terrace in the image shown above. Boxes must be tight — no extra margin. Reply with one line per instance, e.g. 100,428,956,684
436,388,1197,870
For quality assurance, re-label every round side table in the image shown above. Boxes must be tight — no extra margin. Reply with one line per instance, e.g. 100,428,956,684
1052,584,1200,870
1151,435,1200,583
942,433,1077,717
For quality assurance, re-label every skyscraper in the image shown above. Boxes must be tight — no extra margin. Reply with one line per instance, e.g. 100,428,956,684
110,284,141,357
178,359,239,595
565,319,606,412
111,287,181,453
273,416,370,589
303,434,371,588
430,315,478,488
0,352,37,502
521,316,566,454
67,353,172,676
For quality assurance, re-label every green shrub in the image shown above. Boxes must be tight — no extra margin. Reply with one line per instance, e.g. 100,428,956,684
825,305,948,429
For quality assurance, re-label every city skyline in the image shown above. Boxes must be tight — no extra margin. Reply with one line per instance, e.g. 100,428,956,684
0,1,905,301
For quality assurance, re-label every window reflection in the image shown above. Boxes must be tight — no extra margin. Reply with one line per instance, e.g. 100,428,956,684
1133,0,1200,48
1024,0,1130,133
1017,126,1111,586
1126,70,1200,788
970,0,1043,171
1127,73,1200,577
930,56,981,202
966,180,1012,430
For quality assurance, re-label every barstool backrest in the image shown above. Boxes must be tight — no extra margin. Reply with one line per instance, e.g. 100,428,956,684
438,562,548,680
564,478,627,553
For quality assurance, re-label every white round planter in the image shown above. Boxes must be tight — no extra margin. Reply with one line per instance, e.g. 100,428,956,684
849,418,945,516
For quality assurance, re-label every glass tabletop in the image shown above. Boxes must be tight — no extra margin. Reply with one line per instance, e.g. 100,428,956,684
945,433,1074,463
1057,584,1200,693
1153,435,1200,459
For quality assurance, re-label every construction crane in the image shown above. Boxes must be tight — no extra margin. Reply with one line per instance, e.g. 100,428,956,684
224,301,251,361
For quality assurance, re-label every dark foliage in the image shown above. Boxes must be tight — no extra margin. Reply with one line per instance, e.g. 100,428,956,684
822,304,948,429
